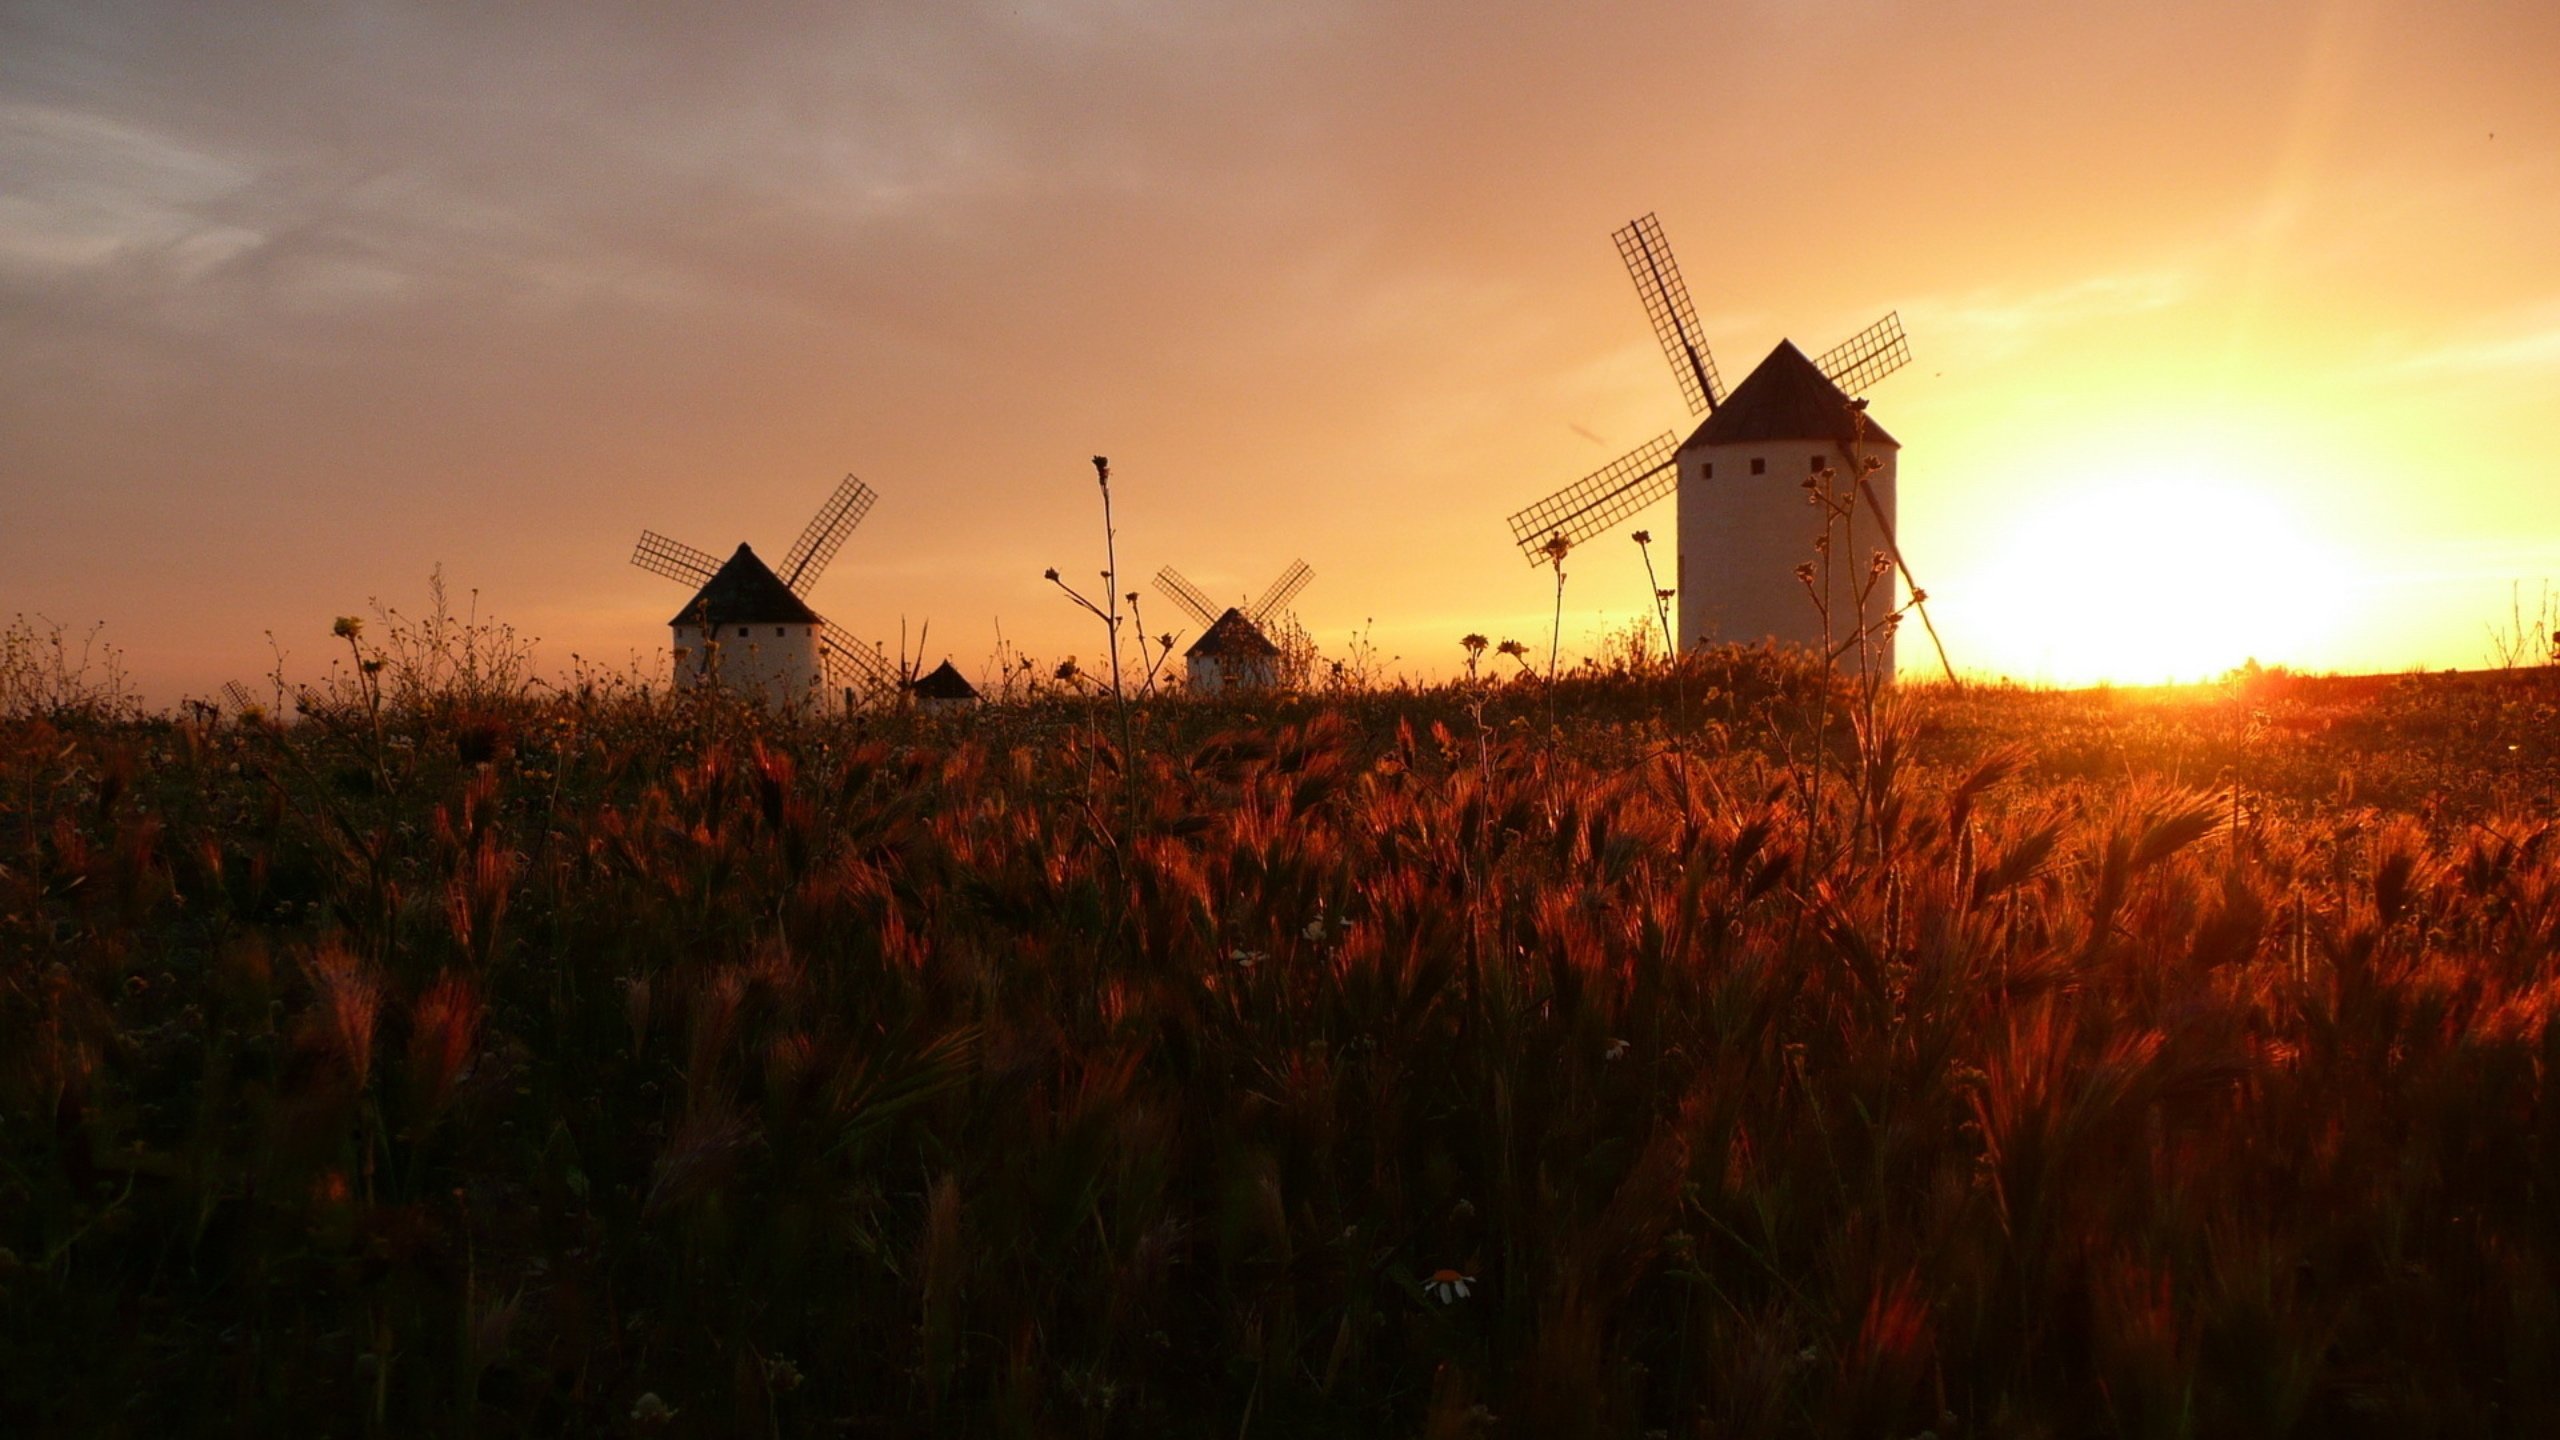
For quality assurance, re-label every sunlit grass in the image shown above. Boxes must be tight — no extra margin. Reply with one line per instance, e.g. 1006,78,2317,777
3,650,2557,1434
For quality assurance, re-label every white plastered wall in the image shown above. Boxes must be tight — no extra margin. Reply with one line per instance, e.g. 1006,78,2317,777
1676,440,1899,677
1187,653,1279,693
671,622,826,707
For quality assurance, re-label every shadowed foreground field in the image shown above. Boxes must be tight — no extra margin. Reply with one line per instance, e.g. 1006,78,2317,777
5,656,2559,1437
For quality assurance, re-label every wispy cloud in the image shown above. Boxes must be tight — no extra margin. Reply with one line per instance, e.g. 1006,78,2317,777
1902,269,2190,362
0,97,256,278
2393,303,2560,376
0,0,1373,350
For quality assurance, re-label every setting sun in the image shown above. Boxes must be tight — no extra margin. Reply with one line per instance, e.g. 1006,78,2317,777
1965,458,2343,685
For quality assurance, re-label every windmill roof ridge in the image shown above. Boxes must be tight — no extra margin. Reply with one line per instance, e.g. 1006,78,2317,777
670,542,824,627
1682,339,1900,451
1187,607,1282,659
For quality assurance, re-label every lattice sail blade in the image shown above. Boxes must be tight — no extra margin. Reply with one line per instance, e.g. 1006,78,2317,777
632,530,723,587
1151,567,1221,629
1249,560,1314,624
1506,432,1680,563
781,474,877,594
814,617,901,701
1815,311,1910,397
1614,213,1721,415
221,680,257,714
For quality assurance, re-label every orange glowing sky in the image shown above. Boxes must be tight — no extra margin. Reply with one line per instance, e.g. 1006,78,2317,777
6,0,2558,701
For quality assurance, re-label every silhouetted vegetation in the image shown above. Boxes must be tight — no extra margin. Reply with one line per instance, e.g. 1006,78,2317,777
6,649,2560,1436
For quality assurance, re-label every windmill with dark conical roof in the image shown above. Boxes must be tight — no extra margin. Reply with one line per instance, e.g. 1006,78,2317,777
630,475,900,707
1151,560,1313,693
1504,213,1946,678
909,659,981,713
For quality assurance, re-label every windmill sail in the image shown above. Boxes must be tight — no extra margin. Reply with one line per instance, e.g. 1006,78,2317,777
1815,312,1910,398
780,474,877,594
1151,567,1221,629
815,619,901,699
632,531,723,588
1249,560,1313,624
1615,213,1722,416
1506,432,1680,563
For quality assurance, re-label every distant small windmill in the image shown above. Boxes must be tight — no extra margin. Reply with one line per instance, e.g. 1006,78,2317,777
630,474,900,707
1151,560,1314,692
909,659,981,713
1506,212,1944,677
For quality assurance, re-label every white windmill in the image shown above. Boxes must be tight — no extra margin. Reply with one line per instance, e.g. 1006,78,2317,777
1151,561,1314,692
1506,213,1947,678
630,474,901,707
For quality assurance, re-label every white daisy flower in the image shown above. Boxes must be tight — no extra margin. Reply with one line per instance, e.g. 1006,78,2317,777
1424,1268,1474,1304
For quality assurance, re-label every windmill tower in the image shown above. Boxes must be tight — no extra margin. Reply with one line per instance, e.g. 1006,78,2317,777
1506,213,1936,676
1151,560,1314,692
630,474,901,707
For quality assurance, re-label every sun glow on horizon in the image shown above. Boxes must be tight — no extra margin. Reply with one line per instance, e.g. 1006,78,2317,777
1957,457,2343,687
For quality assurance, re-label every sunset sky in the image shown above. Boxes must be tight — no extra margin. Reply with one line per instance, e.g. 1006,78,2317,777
6,0,2558,703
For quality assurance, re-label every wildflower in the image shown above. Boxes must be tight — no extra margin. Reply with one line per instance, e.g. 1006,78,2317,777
1044,567,1061,582
1603,1038,1629,1062
332,616,364,640
631,1392,678,1426
1497,640,1527,660
1228,949,1266,970
1302,917,1327,942
1461,633,1488,654
1424,1268,1474,1304
1631,530,1651,545
1091,455,1109,482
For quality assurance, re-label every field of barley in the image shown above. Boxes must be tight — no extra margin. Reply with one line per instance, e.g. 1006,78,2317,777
6,650,2560,1437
